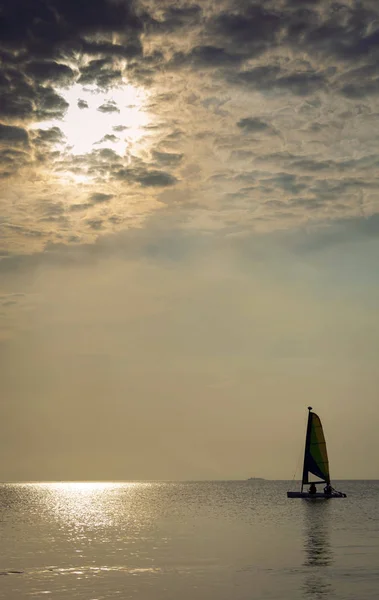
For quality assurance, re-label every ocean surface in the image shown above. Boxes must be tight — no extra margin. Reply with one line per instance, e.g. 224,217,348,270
0,480,378,599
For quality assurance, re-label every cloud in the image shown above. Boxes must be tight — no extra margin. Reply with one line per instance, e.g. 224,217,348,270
86,218,104,230
210,4,282,57
231,65,325,96
32,127,64,145
89,193,114,204
34,86,69,120
115,167,178,187
0,0,143,54
69,203,92,212
97,101,120,113
0,0,144,125
0,292,26,309
3,223,45,238
148,4,202,34
67,193,114,213
0,123,29,145
79,58,122,88
237,117,272,133
80,40,142,59
25,61,76,86
1,0,379,254
152,150,183,166
77,99,89,109
171,45,243,69
94,134,119,144
0,148,29,162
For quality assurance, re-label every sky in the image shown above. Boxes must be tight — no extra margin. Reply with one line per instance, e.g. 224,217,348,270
1,0,379,482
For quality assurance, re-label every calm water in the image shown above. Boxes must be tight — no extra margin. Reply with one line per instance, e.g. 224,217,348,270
0,480,378,599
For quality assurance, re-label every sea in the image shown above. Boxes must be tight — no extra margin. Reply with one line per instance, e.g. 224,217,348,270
0,480,378,600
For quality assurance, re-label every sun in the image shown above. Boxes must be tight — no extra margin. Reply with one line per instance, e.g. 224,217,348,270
33,82,151,157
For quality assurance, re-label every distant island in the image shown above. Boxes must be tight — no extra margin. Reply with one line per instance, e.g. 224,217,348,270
247,477,265,481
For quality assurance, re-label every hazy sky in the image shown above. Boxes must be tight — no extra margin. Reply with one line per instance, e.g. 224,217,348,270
1,0,379,481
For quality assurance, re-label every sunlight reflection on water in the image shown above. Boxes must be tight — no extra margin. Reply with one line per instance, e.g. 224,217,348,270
0,481,378,600
35,481,148,528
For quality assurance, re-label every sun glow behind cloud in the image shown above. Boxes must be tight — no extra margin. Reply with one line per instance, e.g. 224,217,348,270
36,83,151,157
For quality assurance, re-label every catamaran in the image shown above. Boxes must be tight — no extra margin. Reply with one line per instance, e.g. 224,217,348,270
287,407,346,499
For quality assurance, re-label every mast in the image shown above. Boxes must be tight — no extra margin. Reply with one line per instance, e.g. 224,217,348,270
301,406,313,492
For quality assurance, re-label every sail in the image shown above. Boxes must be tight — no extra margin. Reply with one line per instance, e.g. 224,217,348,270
302,411,330,484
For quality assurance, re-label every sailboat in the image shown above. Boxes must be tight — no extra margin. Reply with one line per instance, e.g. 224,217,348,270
287,407,347,499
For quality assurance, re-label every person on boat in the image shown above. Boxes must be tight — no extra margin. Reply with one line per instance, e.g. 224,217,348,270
324,484,332,495
309,483,317,494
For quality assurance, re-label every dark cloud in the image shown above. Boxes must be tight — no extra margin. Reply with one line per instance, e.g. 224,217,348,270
152,150,183,166
0,148,30,166
78,58,122,88
77,99,89,109
275,71,325,96
94,134,119,145
0,82,68,122
89,193,114,204
233,64,280,86
0,123,29,145
171,45,243,69
2,0,379,243
286,0,321,5
309,178,374,201
84,66,123,88
40,201,65,217
97,101,120,114
108,215,123,224
0,70,35,119
80,40,142,59
290,158,331,172
32,127,64,145
262,173,308,195
237,117,271,133
297,4,379,61
211,4,282,57
232,64,325,96
136,171,178,187
34,86,69,120
0,0,143,54
69,203,91,212
115,168,177,187
95,148,122,161
68,193,113,212
148,5,202,33
4,223,45,238
0,0,144,122
290,197,324,210
152,2,379,101
126,50,166,86
86,219,103,230
25,61,76,86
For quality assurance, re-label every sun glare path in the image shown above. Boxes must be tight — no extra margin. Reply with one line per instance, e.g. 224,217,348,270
34,83,151,157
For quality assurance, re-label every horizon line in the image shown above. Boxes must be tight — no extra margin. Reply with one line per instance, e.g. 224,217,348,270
1,478,378,484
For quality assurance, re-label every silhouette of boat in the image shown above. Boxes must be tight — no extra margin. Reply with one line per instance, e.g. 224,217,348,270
287,407,346,499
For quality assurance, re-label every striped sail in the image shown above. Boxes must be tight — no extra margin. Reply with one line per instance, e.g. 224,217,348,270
302,411,330,485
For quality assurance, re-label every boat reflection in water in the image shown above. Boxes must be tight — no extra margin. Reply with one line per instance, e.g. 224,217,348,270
302,501,335,599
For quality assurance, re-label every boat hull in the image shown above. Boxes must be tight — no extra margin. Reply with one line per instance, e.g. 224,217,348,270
287,491,347,499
